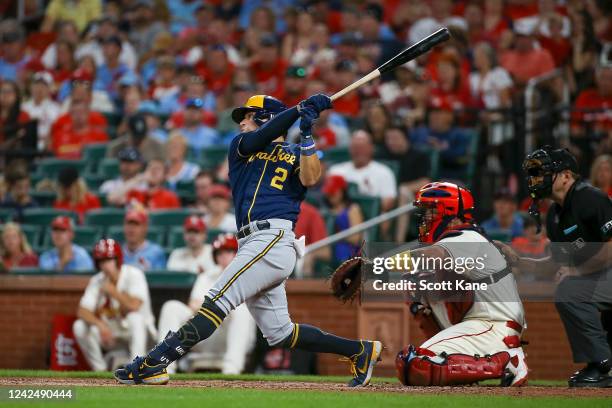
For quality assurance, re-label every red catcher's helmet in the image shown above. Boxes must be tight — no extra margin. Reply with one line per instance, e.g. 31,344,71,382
212,233,238,264
93,238,123,269
413,182,475,243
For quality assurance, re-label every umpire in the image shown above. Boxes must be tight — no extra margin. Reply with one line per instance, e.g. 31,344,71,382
499,147,612,387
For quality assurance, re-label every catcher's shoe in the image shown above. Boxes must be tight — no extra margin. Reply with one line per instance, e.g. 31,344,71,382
346,340,383,387
501,347,528,387
114,356,170,385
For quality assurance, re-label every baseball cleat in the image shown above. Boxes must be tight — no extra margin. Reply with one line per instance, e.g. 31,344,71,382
114,356,170,385
501,347,528,387
346,340,383,387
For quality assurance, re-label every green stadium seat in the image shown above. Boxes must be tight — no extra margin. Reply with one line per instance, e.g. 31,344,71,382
149,209,194,228
351,195,381,240
82,143,108,173
0,208,16,222
145,271,197,288
83,173,106,191
22,208,78,226
34,158,87,180
196,146,228,170
29,190,57,207
107,225,166,247
99,158,120,178
20,224,42,249
42,225,103,252
322,147,350,165
84,208,126,231
175,180,195,203
206,228,226,242
167,226,227,251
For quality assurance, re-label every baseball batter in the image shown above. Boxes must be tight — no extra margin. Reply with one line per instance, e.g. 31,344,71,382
394,182,528,386
115,94,382,386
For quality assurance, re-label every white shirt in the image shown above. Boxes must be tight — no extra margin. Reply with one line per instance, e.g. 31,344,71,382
328,161,397,199
469,67,513,109
204,213,237,233
79,264,155,328
408,17,467,45
189,265,223,303
167,244,216,275
22,98,61,148
75,40,137,70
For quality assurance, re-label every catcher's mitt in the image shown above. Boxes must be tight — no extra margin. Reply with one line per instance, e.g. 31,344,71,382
330,256,367,302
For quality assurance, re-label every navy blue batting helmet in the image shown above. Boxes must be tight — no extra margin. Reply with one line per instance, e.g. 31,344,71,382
231,94,287,126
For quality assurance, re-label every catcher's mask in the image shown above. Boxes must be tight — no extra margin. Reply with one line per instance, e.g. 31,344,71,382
231,94,287,127
413,182,474,243
522,147,578,200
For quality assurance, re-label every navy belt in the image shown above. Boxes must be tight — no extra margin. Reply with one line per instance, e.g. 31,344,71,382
236,221,271,239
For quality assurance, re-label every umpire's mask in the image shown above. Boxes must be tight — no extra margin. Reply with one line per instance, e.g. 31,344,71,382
522,147,578,199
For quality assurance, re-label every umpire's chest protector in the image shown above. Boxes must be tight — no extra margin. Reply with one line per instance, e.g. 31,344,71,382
228,139,307,229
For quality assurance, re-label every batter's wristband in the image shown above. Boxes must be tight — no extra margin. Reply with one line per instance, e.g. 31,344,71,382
301,140,317,156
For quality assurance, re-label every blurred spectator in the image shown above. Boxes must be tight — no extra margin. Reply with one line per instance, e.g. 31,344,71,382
322,174,363,265
50,40,78,85
148,56,179,103
106,113,165,162
430,51,472,111
571,64,612,136
0,80,31,150
500,23,556,86
166,0,202,34
0,20,31,82
54,167,101,223
481,188,524,241
159,72,216,115
328,130,397,211
50,98,108,159
74,16,137,70
520,0,571,39
376,125,431,242
126,159,181,210
166,215,215,274
22,72,61,151
249,33,287,98
138,101,168,143
127,1,167,59
191,170,215,214
407,0,466,45
158,233,256,374
511,215,550,259
97,36,134,102
0,165,38,222
195,45,235,96
121,209,166,271
203,184,236,233
329,60,360,118
410,96,470,178
59,66,114,114
378,62,428,128
481,0,512,46
0,222,39,271
294,201,330,277
41,0,102,33
177,98,220,157
41,21,80,73
166,131,200,190
469,42,513,110
99,147,147,207
536,14,572,67
590,154,612,197
281,8,316,61
363,102,392,145
39,216,95,272
279,66,307,108
72,238,155,372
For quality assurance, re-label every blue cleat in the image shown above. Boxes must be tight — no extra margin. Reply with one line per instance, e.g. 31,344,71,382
346,340,383,387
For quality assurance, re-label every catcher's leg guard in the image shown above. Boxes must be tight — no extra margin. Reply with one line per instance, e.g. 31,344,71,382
395,345,528,386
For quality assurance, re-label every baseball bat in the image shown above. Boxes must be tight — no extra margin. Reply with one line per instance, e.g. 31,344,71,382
330,27,451,102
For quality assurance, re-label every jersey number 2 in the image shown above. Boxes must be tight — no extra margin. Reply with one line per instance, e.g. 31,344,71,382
270,167,288,190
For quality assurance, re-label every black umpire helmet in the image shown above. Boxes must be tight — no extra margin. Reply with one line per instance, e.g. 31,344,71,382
522,147,579,199
231,95,287,127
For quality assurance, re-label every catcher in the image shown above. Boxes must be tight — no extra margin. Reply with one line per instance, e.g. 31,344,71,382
331,182,528,386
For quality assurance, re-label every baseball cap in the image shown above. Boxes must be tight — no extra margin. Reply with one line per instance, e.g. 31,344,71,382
125,209,148,224
209,184,231,199
128,114,148,137
117,146,143,162
32,71,53,86
51,216,74,231
322,174,348,196
186,98,205,109
286,66,307,78
183,215,206,232
493,187,515,202
57,166,80,188
71,68,94,83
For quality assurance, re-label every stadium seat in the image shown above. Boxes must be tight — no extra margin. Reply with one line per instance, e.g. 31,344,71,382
175,180,195,203
196,146,228,170
84,208,126,232
30,190,57,207
206,228,226,242
20,224,42,249
145,271,197,288
99,158,120,179
351,195,381,240
33,158,87,180
82,143,108,174
41,225,103,252
149,209,194,228
107,225,166,247
83,173,107,191
322,147,350,165
0,208,16,222
22,208,78,226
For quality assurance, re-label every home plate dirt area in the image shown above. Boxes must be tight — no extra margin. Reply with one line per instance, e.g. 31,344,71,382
1,376,611,398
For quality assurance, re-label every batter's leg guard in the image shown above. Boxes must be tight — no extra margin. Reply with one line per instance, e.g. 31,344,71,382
395,345,528,386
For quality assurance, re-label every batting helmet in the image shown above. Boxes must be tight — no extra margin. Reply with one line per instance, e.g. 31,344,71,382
413,182,475,243
231,95,287,126
93,238,123,270
212,233,238,264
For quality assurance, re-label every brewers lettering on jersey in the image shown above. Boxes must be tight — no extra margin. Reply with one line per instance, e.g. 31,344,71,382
114,94,383,387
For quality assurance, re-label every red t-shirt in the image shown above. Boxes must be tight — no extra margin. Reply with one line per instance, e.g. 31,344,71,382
250,58,288,98
126,188,181,210
537,36,571,67
195,62,235,95
2,253,39,270
54,192,101,223
330,92,360,117
572,89,612,131
294,202,328,245
500,48,555,85
50,112,108,159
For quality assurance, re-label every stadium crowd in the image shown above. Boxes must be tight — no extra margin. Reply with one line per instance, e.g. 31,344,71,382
0,0,611,277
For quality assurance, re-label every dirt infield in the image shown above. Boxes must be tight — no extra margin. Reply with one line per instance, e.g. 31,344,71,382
1,377,611,398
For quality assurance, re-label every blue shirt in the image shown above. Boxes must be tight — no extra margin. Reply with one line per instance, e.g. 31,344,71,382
122,240,166,271
39,244,94,272
166,0,201,34
410,126,470,161
481,214,525,240
96,63,133,100
0,56,28,81
229,139,306,229
158,90,216,114
180,125,220,157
